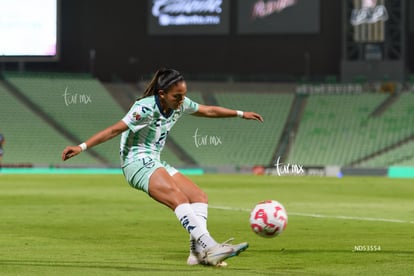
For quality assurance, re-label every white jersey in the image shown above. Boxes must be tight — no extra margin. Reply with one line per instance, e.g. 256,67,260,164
120,95,199,167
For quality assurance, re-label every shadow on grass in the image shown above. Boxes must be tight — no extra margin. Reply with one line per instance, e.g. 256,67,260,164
0,259,197,273
248,248,414,254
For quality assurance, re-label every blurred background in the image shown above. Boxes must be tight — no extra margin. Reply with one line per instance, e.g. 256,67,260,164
1,0,414,176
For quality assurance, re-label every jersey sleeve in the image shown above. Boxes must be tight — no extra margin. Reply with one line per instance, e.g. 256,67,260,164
182,96,199,114
122,103,152,133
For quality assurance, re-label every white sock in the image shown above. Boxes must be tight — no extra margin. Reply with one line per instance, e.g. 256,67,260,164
190,203,209,253
197,233,217,250
174,203,217,251
191,203,208,228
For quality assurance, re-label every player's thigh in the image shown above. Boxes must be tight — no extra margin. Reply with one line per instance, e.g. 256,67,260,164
172,172,208,204
148,167,188,210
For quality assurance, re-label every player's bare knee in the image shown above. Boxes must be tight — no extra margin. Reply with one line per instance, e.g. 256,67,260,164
196,190,208,203
164,188,190,208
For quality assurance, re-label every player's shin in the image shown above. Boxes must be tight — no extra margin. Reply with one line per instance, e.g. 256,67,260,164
190,202,209,253
174,203,217,250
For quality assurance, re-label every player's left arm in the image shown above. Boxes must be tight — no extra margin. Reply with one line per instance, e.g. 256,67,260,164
193,104,264,122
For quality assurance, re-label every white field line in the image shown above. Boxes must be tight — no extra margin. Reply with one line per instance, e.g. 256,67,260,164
210,205,414,224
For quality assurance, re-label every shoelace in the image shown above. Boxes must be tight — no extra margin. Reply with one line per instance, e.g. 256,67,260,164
219,237,235,246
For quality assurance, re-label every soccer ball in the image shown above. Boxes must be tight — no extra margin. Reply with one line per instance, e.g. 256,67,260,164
249,200,288,238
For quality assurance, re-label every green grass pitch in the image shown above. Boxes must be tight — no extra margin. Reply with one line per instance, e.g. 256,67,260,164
1,174,413,275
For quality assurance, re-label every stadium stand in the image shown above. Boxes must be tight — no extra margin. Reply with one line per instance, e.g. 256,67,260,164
3,72,125,166
287,93,414,167
355,93,414,167
0,81,99,166
170,91,294,166
287,94,387,166
105,81,297,167
3,71,414,169
358,140,414,167
160,141,187,167
104,82,139,111
166,91,209,165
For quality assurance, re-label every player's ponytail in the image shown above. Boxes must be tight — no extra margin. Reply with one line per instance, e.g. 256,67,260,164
137,68,184,101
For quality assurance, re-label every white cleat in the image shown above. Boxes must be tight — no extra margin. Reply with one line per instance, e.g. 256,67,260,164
187,252,228,267
201,238,248,266
186,253,200,266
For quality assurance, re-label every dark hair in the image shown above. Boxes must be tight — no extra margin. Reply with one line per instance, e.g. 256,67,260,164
138,68,184,100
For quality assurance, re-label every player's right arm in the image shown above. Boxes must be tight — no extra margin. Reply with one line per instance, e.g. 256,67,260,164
61,120,128,161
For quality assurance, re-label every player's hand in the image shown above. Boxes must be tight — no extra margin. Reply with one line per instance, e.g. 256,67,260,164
243,112,264,123
61,145,82,161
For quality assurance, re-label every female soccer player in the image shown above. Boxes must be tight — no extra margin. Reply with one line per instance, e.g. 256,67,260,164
61,68,263,266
